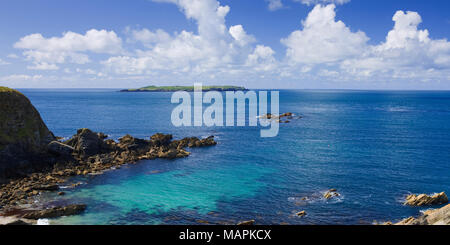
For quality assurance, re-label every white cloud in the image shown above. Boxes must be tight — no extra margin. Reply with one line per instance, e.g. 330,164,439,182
266,0,284,11
295,0,350,6
10,1,450,87
7,54,19,59
342,10,450,78
27,62,59,70
105,0,261,77
0,58,10,65
127,28,172,47
229,25,256,46
246,45,277,71
1,74,43,82
14,29,123,70
281,4,369,64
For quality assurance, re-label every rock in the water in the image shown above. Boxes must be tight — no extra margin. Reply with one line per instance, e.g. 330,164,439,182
34,184,59,191
323,189,340,199
237,220,255,225
395,204,450,225
0,87,55,182
64,128,110,158
404,192,448,206
150,133,173,146
47,141,74,157
22,204,87,219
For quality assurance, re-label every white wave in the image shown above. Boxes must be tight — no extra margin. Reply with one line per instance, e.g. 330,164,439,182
37,219,50,225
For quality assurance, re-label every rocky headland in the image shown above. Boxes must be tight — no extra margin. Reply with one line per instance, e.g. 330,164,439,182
0,87,217,223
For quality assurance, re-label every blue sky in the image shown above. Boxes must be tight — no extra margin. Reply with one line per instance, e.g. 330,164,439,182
0,0,449,89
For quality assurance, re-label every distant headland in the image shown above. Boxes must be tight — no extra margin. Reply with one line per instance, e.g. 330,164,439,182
120,85,247,92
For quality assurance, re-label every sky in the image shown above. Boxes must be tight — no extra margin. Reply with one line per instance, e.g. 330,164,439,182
0,0,449,89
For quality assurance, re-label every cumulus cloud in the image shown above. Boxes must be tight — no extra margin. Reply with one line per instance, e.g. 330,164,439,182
246,45,277,71
0,58,10,65
281,4,368,64
14,29,123,70
341,10,450,78
1,74,43,82
295,0,350,6
10,1,450,86
229,25,256,46
104,0,262,76
266,0,284,11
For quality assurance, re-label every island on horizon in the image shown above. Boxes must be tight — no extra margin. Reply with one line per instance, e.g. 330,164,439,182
120,85,247,92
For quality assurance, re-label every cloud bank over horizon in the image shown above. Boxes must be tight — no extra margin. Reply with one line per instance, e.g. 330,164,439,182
3,0,450,88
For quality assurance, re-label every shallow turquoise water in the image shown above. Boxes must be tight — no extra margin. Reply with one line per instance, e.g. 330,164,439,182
19,89,450,225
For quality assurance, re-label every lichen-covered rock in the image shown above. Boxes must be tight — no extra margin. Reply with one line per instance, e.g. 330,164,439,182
0,87,55,182
404,192,448,206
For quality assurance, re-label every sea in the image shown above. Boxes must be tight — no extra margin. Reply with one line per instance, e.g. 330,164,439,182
17,89,450,225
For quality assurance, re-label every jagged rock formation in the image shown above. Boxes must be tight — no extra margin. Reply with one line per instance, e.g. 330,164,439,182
396,204,450,225
0,87,55,182
404,192,448,206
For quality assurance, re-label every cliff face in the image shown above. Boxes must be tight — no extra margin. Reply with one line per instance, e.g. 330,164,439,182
0,87,55,182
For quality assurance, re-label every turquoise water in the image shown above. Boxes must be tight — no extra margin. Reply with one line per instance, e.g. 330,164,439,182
19,89,450,225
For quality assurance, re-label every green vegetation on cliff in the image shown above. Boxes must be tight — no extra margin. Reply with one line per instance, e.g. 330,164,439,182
120,85,247,92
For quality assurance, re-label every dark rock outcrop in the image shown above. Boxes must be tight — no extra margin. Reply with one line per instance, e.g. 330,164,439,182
22,204,86,219
64,128,111,159
47,141,74,157
4,219,32,225
0,87,55,183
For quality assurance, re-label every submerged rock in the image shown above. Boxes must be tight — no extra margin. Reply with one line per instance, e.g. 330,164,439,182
22,204,87,219
323,189,340,199
404,192,448,206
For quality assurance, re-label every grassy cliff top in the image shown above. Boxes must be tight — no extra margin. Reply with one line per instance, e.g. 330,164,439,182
120,85,247,92
0,86,23,95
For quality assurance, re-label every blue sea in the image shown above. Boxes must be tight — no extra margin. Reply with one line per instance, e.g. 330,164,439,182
18,89,450,225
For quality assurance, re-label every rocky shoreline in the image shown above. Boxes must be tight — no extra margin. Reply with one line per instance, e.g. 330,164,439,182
0,86,218,223
0,128,217,216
